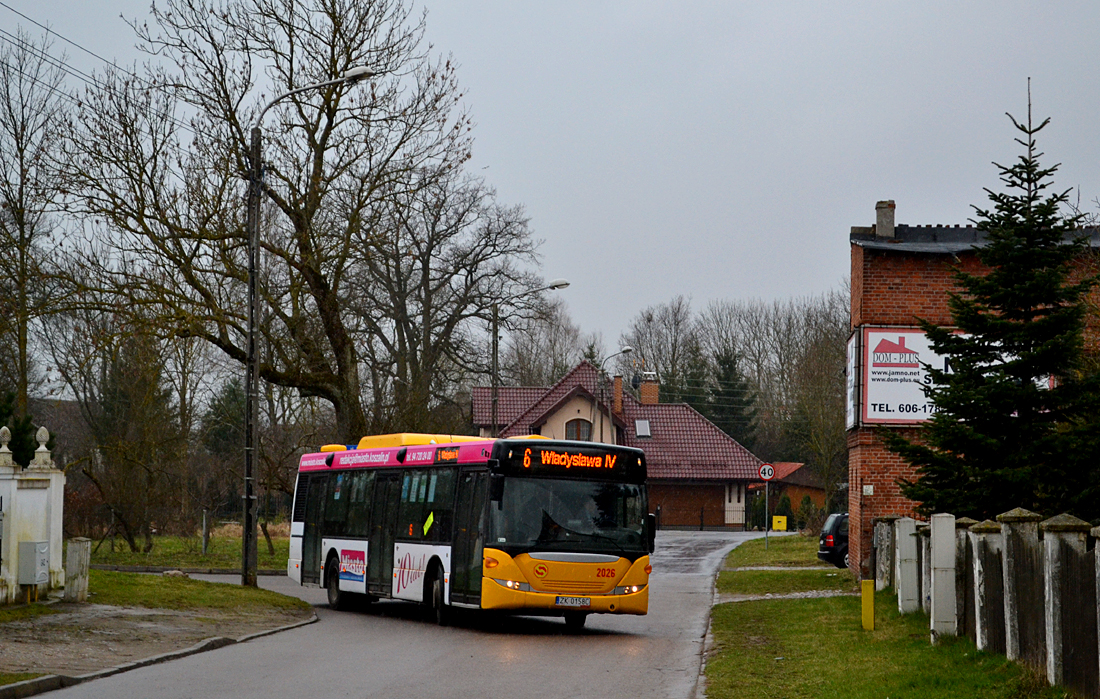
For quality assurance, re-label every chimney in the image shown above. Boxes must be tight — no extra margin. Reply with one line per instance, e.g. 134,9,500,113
875,200,895,238
613,375,623,415
639,372,659,405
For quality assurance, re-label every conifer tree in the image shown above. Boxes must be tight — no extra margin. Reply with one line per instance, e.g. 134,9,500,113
889,105,1100,519
707,350,757,449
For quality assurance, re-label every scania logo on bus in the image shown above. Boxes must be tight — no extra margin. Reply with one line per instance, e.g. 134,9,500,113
533,563,549,578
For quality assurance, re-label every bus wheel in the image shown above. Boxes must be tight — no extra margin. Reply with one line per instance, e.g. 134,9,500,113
429,568,448,626
564,612,587,631
326,556,346,610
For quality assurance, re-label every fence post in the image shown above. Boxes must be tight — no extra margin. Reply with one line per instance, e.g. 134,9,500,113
930,514,956,642
970,519,1006,654
874,515,899,591
999,507,1045,666
895,517,920,613
699,506,704,532
1092,525,1100,698
63,538,91,602
918,523,931,614
955,517,977,642
1041,513,1096,695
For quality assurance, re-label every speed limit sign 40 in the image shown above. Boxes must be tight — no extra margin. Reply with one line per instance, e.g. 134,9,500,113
759,463,774,481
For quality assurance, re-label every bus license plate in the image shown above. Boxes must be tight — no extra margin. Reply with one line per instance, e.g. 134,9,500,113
555,596,591,608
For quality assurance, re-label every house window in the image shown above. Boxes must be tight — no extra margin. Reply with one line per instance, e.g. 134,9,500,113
565,418,592,441
635,419,651,438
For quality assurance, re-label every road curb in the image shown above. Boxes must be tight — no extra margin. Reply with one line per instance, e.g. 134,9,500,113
0,613,318,699
693,537,750,699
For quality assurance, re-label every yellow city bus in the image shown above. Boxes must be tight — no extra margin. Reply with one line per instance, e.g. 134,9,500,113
288,434,654,629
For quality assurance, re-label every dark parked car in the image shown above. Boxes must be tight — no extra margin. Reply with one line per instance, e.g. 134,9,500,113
818,513,849,569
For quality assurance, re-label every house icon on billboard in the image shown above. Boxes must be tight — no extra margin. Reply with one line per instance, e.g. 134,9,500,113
872,337,920,368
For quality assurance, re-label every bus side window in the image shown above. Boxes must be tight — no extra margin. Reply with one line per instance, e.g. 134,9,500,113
424,468,456,542
397,469,427,540
324,472,350,537
346,471,375,539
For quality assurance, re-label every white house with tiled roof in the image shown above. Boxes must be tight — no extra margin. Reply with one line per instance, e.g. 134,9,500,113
471,361,763,529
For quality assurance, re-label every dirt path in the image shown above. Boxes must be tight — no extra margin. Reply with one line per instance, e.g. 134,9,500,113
0,602,313,678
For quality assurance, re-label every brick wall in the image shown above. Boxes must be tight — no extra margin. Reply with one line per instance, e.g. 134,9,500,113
847,427,922,574
853,247,985,327
849,230,1100,578
649,482,727,527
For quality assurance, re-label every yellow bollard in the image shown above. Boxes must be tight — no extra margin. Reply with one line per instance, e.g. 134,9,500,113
861,579,874,631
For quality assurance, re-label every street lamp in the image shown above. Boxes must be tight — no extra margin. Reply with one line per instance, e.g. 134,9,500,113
598,346,633,443
490,278,570,437
243,66,376,587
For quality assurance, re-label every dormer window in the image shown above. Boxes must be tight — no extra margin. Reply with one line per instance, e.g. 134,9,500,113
635,419,652,438
565,418,592,441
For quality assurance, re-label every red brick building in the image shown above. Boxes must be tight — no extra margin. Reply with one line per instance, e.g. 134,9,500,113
746,462,827,514
846,200,1099,575
471,361,762,528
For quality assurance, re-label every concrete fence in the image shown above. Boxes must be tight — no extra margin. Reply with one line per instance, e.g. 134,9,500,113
872,509,1100,698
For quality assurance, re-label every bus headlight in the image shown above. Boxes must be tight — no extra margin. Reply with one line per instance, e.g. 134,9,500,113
612,584,646,595
492,578,531,592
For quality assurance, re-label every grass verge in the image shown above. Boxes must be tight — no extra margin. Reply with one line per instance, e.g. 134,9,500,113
89,570,311,612
707,590,1068,699
717,568,856,596
0,672,43,687
725,533,824,568
89,535,289,570
0,603,62,625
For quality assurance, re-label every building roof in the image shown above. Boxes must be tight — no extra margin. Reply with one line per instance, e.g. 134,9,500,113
498,361,608,437
851,225,1100,254
747,461,825,491
471,386,550,428
771,462,803,480
472,361,762,481
621,401,761,480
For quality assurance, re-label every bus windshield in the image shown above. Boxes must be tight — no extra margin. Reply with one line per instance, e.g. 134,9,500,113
490,477,648,556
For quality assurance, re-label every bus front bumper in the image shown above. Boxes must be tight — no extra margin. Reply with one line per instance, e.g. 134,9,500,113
480,577,648,615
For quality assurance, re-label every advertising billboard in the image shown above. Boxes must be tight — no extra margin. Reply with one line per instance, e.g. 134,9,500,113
858,327,950,425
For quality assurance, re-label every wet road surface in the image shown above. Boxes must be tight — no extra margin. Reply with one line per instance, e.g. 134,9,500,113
44,531,760,699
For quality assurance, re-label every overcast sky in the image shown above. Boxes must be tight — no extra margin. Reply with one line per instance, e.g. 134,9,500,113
6,1,1100,344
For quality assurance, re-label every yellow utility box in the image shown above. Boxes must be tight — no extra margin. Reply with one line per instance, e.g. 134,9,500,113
772,515,787,531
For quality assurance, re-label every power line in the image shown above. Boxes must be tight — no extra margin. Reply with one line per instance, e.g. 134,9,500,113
0,24,201,140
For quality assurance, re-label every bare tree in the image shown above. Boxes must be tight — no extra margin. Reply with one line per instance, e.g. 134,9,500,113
500,297,585,386
45,310,184,552
348,168,539,432
65,0,539,442
619,296,700,387
0,28,69,416
697,289,849,503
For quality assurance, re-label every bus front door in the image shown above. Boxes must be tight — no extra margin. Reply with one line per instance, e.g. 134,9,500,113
369,474,400,597
452,469,488,605
301,474,327,585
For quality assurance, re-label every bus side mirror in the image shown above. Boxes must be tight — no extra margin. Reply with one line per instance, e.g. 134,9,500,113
489,474,505,502
646,513,657,553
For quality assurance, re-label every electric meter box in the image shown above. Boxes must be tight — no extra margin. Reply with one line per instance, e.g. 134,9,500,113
18,541,49,585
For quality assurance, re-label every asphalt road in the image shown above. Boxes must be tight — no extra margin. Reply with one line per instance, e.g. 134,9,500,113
43,531,761,699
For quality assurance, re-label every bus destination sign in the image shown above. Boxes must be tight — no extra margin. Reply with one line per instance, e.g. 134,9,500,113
494,441,646,482
434,446,460,464
526,447,617,470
